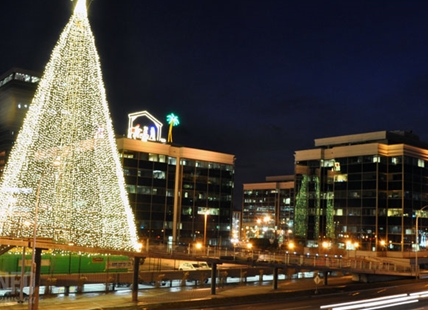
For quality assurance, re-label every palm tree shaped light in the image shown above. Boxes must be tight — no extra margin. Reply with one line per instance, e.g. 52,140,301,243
166,113,180,143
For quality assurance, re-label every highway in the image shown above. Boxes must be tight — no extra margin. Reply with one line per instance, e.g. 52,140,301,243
199,280,428,310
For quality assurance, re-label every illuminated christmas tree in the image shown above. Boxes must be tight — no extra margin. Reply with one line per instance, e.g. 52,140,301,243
0,0,139,252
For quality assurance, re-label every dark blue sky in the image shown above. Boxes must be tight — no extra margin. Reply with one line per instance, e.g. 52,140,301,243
2,0,428,207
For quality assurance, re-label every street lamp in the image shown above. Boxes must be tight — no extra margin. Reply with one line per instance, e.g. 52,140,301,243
28,158,60,310
204,210,208,247
247,243,253,260
415,205,428,279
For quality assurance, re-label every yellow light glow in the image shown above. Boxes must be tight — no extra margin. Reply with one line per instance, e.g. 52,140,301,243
0,1,139,252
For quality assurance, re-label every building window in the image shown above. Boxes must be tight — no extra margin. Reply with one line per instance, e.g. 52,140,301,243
153,170,165,179
418,159,425,168
334,174,348,182
168,157,176,165
126,185,136,193
391,157,401,165
149,153,158,162
387,209,402,217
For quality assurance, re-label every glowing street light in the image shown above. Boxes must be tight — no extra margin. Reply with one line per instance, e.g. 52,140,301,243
201,208,210,247
247,243,253,260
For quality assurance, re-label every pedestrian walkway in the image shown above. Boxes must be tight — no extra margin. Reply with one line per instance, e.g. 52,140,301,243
0,276,354,310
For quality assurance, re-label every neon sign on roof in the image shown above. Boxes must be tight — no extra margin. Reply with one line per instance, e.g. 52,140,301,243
127,111,166,143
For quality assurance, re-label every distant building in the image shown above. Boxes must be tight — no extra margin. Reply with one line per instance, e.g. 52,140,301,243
0,68,40,175
242,175,294,245
294,130,428,252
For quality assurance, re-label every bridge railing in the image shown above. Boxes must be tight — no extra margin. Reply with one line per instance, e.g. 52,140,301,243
142,244,415,275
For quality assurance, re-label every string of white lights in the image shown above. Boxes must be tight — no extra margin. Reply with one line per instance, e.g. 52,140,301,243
0,0,139,252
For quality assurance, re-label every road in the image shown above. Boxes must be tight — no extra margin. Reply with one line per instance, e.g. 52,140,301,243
200,280,428,310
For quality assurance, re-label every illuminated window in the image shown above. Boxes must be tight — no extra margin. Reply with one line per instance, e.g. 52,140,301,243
322,159,335,167
123,152,135,159
126,185,136,194
418,159,425,168
136,186,151,194
334,174,348,182
153,170,165,179
168,157,176,165
196,161,208,168
391,157,402,165
387,209,402,217
148,153,158,162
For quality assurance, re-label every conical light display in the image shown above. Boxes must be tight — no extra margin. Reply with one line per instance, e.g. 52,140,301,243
0,0,139,252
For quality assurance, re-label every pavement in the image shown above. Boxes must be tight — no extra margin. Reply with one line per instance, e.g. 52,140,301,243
0,275,417,310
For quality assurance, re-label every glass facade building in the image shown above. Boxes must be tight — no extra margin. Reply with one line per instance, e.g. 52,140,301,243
0,68,40,175
294,130,428,252
242,175,294,245
117,138,235,247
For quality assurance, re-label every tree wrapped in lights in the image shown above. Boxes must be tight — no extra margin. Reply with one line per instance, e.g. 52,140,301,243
0,0,139,252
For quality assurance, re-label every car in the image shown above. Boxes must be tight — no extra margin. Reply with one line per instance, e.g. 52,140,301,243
179,262,211,270
198,262,211,269
0,290,12,297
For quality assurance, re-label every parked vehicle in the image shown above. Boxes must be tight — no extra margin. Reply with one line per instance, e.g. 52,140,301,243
179,262,211,270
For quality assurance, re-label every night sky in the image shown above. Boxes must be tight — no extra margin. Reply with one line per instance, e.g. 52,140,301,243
2,0,428,207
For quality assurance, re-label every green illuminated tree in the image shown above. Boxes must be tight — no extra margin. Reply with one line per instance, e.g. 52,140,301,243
294,175,309,239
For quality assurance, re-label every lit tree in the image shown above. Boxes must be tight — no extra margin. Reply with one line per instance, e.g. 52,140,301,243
294,175,309,239
0,0,139,252
166,113,180,143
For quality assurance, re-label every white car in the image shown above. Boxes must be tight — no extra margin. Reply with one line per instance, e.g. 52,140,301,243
179,262,211,270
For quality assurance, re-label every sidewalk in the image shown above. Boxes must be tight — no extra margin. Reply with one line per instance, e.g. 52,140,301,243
0,276,355,310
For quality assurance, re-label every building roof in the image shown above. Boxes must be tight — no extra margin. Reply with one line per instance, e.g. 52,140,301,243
314,130,428,149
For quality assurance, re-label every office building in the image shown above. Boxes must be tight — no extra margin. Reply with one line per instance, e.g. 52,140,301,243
294,130,428,252
0,68,40,175
119,111,235,247
242,175,294,244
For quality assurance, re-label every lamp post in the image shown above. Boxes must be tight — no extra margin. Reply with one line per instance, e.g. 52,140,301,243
203,209,209,247
28,158,60,310
415,205,428,279
28,173,44,310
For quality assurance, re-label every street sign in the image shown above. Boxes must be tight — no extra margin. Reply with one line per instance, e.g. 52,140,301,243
314,275,321,285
